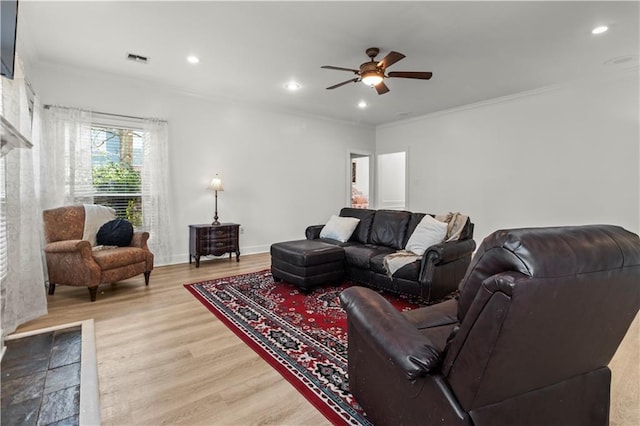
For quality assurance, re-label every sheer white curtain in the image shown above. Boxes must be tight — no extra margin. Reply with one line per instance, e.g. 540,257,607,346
142,119,173,264
0,59,48,342
38,106,93,209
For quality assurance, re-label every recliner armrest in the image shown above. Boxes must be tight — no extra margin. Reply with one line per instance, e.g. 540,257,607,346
44,239,93,260
340,286,442,380
425,238,476,265
305,225,324,240
130,231,150,249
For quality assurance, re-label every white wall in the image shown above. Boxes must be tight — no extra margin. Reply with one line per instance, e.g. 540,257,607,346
377,151,406,209
376,72,640,244
31,63,375,264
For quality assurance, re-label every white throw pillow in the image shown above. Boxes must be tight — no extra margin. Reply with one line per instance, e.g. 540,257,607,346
405,215,448,256
320,215,360,243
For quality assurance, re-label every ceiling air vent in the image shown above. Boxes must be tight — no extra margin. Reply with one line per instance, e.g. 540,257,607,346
126,53,149,64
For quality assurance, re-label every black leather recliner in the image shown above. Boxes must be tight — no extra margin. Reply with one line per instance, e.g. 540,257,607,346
340,225,640,426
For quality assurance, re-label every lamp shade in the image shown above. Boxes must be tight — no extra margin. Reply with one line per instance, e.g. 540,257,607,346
209,175,224,191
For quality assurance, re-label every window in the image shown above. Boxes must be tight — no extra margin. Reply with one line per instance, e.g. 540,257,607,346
89,125,143,227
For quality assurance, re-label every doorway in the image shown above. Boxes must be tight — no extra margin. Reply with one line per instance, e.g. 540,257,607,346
377,151,406,210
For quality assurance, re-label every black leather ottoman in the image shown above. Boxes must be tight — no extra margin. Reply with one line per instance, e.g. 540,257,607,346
270,240,345,292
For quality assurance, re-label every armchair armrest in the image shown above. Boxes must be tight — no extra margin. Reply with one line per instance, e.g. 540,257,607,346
130,231,150,249
340,286,442,380
44,239,93,260
43,239,101,287
305,225,325,240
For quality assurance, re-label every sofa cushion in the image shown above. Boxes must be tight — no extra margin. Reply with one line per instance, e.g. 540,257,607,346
340,208,376,244
320,215,360,243
92,246,148,270
344,245,394,269
369,210,411,249
370,253,421,281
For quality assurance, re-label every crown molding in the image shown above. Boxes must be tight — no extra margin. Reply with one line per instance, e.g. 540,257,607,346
378,66,639,130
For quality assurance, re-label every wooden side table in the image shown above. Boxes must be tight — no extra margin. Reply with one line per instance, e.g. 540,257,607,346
189,223,240,267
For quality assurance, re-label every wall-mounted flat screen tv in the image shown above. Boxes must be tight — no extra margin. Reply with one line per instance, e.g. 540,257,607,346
1,0,19,80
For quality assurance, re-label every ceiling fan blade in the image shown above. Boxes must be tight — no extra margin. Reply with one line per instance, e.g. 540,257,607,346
321,65,360,73
378,51,405,69
388,71,433,80
326,78,359,90
374,81,390,95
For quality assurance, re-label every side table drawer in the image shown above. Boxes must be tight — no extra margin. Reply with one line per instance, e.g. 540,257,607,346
203,240,236,251
200,228,232,239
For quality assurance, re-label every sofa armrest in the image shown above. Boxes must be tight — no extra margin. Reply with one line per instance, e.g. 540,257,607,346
418,238,476,300
425,239,477,265
305,225,325,240
340,286,442,380
130,231,150,249
44,240,93,260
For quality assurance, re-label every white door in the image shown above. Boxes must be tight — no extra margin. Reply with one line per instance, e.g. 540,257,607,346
377,151,406,210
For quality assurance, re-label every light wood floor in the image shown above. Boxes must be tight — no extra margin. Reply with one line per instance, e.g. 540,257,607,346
16,253,639,425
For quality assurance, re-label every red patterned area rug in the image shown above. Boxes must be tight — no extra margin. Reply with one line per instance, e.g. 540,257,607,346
184,269,430,425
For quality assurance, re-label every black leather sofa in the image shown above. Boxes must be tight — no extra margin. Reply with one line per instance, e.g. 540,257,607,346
305,208,476,301
340,225,640,425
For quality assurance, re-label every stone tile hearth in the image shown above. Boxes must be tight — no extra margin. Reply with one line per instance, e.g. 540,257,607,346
1,325,88,426
1,327,81,425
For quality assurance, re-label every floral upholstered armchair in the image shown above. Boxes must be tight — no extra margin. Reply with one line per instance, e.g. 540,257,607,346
42,205,154,301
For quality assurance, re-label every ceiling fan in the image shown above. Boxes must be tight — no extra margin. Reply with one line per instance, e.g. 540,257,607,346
321,47,432,95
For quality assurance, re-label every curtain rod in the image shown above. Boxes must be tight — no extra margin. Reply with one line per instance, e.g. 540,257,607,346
43,104,166,123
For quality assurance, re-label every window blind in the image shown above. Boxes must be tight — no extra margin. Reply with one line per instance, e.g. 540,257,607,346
87,125,143,227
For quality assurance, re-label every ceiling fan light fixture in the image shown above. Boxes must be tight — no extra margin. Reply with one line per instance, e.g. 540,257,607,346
361,71,383,87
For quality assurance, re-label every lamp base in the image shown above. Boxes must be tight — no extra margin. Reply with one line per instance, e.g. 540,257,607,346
212,191,220,225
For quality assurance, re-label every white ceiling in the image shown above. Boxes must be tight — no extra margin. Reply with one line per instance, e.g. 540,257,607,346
18,1,639,126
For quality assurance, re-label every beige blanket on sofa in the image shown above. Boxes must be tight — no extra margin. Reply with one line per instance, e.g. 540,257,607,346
383,212,468,277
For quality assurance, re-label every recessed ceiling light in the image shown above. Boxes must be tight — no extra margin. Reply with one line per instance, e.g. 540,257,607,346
285,81,301,91
187,56,200,64
358,101,367,109
592,25,608,35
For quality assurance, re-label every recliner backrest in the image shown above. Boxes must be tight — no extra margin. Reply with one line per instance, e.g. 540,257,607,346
43,205,85,243
443,225,640,411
